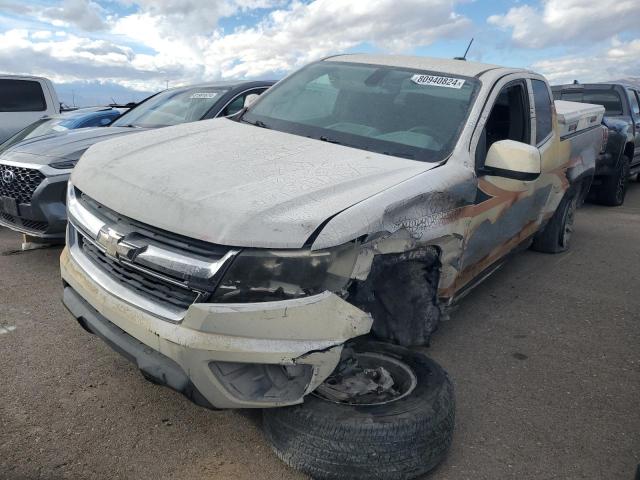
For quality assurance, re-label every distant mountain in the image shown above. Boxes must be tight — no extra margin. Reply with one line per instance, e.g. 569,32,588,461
54,81,155,108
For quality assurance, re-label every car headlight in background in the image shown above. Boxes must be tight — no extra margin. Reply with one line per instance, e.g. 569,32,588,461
50,149,87,169
210,242,360,303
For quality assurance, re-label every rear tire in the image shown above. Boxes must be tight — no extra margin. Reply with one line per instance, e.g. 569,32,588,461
531,191,578,253
262,340,455,480
596,155,630,206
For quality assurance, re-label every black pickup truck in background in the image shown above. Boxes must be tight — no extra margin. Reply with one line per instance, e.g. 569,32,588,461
552,82,640,206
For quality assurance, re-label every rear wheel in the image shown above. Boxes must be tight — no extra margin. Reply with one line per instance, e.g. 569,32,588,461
596,155,630,206
262,340,455,480
531,191,577,253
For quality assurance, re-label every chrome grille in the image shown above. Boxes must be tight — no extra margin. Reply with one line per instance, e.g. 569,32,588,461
80,234,201,311
0,165,45,204
67,187,238,321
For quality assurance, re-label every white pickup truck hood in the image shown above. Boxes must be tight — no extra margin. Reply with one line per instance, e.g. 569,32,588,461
72,118,437,249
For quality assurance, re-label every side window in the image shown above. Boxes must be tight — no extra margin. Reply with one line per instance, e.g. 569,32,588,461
80,115,114,128
0,79,46,112
627,89,640,117
476,82,529,169
532,79,553,144
220,89,267,117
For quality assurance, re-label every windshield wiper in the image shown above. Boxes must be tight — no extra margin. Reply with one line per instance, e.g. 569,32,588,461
319,135,342,145
241,118,270,129
118,124,142,128
383,151,415,159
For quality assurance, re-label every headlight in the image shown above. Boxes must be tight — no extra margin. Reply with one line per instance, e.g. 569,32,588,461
50,159,79,169
50,149,87,169
210,242,360,303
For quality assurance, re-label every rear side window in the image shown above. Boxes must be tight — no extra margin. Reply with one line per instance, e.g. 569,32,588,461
556,89,623,116
627,89,640,117
80,114,116,127
531,79,552,144
0,80,46,112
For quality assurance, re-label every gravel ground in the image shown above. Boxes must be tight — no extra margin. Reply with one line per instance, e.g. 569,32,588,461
1,183,639,480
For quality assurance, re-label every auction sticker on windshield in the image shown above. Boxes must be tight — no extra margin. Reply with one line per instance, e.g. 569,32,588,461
411,75,465,89
190,92,218,99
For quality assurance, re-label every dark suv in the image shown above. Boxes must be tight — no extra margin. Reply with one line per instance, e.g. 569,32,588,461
552,82,640,206
0,80,274,240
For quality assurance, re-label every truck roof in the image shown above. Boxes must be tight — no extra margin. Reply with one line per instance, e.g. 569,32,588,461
552,82,635,90
0,73,53,82
326,54,519,78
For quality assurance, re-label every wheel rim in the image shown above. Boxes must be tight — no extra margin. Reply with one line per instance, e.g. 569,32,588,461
314,351,418,406
561,199,576,248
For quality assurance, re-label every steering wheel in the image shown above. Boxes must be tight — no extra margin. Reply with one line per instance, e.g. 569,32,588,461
408,126,441,138
408,126,443,149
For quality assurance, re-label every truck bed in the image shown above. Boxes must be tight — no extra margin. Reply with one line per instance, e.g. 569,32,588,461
555,100,604,138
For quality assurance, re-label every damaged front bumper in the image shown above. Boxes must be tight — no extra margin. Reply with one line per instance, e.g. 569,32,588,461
61,247,372,409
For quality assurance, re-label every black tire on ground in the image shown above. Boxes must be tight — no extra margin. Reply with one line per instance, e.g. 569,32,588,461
531,190,578,253
596,155,630,206
262,340,455,480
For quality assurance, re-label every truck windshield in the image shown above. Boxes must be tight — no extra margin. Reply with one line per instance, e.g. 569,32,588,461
242,61,479,162
553,88,623,116
111,87,228,128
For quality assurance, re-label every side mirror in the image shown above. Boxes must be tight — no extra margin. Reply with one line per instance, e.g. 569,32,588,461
244,93,260,108
481,140,541,181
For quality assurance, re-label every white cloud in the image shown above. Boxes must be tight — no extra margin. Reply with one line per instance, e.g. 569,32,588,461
203,0,471,78
0,29,160,90
489,0,640,48
42,0,108,31
30,30,53,40
118,0,284,35
0,0,471,93
532,37,640,84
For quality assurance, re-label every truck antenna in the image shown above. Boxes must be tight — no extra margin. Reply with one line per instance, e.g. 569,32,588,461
454,38,474,61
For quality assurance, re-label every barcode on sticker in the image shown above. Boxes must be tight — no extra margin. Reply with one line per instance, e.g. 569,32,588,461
190,92,217,99
411,75,465,89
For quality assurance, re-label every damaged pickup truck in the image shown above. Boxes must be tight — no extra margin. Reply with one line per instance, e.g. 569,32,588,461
60,55,606,479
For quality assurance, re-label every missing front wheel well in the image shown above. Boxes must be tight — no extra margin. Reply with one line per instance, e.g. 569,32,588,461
348,247,442,347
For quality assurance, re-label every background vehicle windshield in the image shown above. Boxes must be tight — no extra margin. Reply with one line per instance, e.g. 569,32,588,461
0,117,66,154
112,87,228,128
243,61,479,162
553,88,623,116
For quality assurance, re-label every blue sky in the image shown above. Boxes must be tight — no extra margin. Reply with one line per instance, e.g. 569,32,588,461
1,0,639,106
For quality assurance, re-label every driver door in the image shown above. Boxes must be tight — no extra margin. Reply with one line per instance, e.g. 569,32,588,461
457,76,550,290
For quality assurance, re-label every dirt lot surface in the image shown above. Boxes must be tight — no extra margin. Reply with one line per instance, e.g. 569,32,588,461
1,184,639,480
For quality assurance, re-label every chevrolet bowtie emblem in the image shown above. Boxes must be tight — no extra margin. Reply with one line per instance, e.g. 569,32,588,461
96,227,146,260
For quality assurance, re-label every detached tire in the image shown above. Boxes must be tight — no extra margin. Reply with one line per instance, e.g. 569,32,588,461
596,155,630,206
531,190,578,253
262,340,454,480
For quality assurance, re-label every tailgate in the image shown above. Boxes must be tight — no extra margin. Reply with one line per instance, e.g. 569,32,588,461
555,100,604,138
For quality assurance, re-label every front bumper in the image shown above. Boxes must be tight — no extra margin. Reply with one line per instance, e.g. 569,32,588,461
60,246,372,409
0,161,70,239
